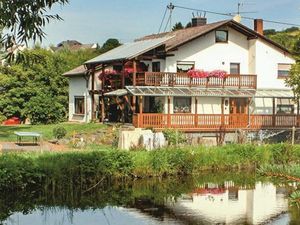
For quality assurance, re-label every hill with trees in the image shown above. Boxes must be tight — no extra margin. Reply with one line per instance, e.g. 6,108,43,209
265,27,300,57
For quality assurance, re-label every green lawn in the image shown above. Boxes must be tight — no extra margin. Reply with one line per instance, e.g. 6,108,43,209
0,123,107,142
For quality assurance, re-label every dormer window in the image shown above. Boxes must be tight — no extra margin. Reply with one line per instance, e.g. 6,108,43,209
215,30,228,43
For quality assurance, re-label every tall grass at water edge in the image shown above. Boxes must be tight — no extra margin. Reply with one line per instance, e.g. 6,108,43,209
0,143,299,192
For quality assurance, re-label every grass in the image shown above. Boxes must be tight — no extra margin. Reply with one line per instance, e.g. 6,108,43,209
0,143,299,192
0,123,107,142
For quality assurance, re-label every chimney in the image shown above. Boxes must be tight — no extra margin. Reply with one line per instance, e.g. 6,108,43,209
192,17,207,27
254,19,263,35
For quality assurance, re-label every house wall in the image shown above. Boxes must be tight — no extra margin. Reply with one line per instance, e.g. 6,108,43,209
252,39,295,89
159,96,230,115
164,27,250,74
161,27,295,90
68,76,92,122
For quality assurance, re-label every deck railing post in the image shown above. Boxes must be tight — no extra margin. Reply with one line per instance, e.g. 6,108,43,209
272,97,276,127
139,96,143,127
195,98,198,128
221,98,225,128
133,59,137,86
297,98,300,127
167,96,171,127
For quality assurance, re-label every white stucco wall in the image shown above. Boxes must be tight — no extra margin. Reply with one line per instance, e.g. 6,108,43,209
68,76,92,122
164,27,250,74
198,97,222,114
159,96,230,115
160,26,295,90
251,40,295,89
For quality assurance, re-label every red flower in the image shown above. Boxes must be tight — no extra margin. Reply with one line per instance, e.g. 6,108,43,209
187,69,209,78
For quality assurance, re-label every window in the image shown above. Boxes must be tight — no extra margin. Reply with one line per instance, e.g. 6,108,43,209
152,62,161,72
177,61,195,73
215,30,228,43
74,96,85,114
230,63,240,74
277,98,294,114
278,64,292,78
173,97,191,113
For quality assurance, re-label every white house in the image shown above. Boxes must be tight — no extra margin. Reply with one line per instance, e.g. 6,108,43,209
65,18,296,134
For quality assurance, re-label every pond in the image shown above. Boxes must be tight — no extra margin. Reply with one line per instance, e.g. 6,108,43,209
1,171,300,225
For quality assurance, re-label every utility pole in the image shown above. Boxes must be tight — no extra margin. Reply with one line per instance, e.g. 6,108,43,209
167,2,175,31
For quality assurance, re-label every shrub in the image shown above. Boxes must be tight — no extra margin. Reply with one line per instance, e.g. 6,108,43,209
163,129,187,145
53,126,67,139
23,93,66,124
0,113,7,123
270,143,296,164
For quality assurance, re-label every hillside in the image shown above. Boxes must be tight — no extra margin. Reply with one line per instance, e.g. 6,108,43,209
264,27,300,59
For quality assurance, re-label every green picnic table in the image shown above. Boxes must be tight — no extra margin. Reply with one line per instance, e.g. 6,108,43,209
14,132,41,145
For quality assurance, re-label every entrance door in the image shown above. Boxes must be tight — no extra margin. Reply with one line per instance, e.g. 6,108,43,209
229,98,248,127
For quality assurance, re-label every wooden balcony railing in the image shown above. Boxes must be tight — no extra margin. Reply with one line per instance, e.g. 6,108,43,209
138,72,257,89
133,113,299,131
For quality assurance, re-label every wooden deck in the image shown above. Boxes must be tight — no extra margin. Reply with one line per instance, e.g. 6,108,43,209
136,72,257,89
132,113,299,131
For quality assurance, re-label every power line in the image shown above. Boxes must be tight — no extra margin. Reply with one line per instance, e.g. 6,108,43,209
172,4,300,27
242,16,300,27
163,13,172,32
158,6,168,33
174,5,232,17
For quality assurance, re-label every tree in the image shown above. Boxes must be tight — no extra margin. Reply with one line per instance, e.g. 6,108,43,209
172,22,184,31
293,39,300,55
263,29,276,36
100,39,121,53
186,22,192,28
0,47,98,123
285,63,300,98
0,0,69,50
284,27,299,33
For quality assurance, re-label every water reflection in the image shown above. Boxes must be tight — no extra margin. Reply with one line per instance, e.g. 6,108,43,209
1,172,299,225
166,182,288,225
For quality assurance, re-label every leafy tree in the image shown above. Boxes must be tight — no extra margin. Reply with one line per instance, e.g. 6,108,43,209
286,63,300,98
284,27,299,33
0,47,99,123
186,22,192,28
100,39,121,53
263,29,276,36
23,92,65,124
293,39,300,55
172,22,184,31
0,0,69,50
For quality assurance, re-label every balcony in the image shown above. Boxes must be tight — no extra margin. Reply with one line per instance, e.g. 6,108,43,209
132,114,299,131
136,72,257,89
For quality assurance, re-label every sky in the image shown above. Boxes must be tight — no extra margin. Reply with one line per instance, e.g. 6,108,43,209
42,0,300,47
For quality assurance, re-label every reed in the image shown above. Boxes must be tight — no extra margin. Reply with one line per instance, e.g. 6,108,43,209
0,143,299,192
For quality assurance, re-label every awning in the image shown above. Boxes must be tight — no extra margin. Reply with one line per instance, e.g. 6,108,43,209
104,89,128,97
85,37,172,65
277,98,294,105
126,86,256,97
255,89,294,98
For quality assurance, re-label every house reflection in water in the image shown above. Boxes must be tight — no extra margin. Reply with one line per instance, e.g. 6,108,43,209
166,182,288,225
